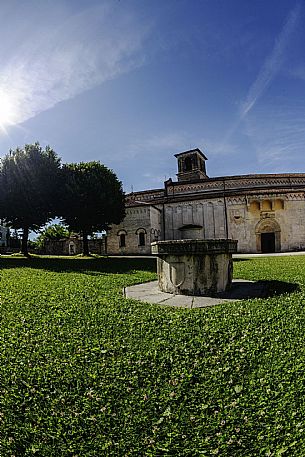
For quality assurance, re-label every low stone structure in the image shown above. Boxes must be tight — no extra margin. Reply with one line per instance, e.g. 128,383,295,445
43,237,106,256
0,221,10,249
151,239,237,296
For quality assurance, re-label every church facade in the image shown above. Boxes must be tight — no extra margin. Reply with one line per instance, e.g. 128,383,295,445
107,148,305,255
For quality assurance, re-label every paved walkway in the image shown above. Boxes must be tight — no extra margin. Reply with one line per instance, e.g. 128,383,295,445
111,251,305,260
234,251,305,258
124,279,268,308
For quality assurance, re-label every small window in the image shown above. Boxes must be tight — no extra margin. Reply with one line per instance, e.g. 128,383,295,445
119,233,126,248
184,156,193,171
138,232,145,246
262,200,272,211
250,201,260,212
274,199,284,210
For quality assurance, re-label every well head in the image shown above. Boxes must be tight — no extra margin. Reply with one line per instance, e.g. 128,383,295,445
151,239,238,255
151,239,238,296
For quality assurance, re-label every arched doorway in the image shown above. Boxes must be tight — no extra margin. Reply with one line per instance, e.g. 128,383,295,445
261,232,275,253
255,219,281,253
69,241,76,255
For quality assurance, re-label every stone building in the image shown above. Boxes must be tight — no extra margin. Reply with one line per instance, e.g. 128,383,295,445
43,236,106,256
0,220,10,250
107,148,305,254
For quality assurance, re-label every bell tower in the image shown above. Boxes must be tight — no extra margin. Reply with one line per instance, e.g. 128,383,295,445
175,148,208,182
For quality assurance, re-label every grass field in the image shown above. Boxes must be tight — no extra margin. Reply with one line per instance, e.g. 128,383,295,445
0,255,305,456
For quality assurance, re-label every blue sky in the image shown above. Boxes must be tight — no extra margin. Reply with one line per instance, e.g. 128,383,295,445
0,0,304,192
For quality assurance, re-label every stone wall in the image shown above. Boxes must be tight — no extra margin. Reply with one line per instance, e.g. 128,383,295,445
44,238,106,255
163,200,227,241
107,205,162,255
225,193,305,252
0,225,9,247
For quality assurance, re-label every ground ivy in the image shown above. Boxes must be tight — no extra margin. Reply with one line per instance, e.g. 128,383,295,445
0,255,304,456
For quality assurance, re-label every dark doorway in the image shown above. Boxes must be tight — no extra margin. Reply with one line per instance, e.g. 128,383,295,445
261,232,275,253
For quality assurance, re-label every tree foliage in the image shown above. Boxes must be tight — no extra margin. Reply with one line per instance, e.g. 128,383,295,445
0,143,62,255
0,146,125,257
61,161,125,255
35,224,70,248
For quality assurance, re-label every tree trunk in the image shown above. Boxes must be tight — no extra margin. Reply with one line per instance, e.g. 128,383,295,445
82,230,89,256
21,226,29,256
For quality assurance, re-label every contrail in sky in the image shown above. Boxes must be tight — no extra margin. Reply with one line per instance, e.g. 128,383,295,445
220,2,301,149
240,2,301,118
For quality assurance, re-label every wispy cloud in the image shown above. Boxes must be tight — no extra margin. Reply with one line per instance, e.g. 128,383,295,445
124,132,195,158
113,131,205,191
0,2,149,127
244,100,305,171
107,131,199,165
240,2,301,118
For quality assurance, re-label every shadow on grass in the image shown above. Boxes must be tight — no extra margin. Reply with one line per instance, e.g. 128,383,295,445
233,258,251,263
0,257,301,299
217,279,300,300
0,256,157,274
265,280,300,297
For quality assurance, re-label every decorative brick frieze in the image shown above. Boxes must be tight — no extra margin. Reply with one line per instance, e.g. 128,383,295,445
286,193,305,200
227,196,247,205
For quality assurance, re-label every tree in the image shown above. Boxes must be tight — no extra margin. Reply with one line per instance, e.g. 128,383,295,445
60,161,125,255
0,143,62,256
35,223,70,249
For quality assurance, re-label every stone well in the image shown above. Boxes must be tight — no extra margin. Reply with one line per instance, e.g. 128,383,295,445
151,239,238,296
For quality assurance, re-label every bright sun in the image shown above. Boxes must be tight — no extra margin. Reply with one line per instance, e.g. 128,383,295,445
0,90,17,131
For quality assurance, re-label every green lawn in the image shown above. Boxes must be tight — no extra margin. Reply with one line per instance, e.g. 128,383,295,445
0,255,305,456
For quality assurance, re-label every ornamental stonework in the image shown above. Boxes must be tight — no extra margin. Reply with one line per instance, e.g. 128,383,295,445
286,193,305,200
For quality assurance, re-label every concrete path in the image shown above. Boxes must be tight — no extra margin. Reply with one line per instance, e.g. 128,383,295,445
234,251,305,258
110,251,305,260
124,279,268,308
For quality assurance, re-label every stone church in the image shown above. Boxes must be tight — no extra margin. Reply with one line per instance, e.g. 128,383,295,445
107,148,305,254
